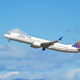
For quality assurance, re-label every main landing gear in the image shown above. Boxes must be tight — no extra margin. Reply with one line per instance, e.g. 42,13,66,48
42,47,46,51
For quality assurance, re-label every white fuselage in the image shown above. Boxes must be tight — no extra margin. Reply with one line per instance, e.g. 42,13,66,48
4,33,79,53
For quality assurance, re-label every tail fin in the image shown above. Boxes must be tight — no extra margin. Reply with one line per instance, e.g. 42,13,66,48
59,36,63,41
72,41,80,48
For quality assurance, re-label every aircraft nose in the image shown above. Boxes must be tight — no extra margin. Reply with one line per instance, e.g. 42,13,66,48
3,34,8,38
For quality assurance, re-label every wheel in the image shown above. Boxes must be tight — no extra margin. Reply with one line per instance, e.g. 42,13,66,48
42,47,45,51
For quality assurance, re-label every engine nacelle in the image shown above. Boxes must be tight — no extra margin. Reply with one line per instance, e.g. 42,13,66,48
30,42,41,48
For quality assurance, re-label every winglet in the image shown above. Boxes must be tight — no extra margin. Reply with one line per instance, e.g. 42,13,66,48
59,36,63,41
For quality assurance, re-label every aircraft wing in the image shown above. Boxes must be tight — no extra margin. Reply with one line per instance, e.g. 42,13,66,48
41,36,63,50
41,40,59,46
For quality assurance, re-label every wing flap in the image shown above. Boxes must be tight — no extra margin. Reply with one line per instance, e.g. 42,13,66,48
41,40,59,47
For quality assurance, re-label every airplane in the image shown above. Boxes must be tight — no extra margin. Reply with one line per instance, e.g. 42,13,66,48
3,32,80,53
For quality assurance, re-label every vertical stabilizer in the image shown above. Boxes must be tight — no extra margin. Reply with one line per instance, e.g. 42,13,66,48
72,41,80,48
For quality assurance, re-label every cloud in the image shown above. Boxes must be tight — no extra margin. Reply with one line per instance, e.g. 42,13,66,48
0,71,20,79
0,44,29,58
1,68,80,80
8,28,27,35
1,28,80,80
52,68,80,80
0,43,80,72
63,68,80,80
0,45,9,51
0,71,56,80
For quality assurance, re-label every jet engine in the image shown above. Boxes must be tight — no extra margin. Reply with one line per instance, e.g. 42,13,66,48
30,42,41,48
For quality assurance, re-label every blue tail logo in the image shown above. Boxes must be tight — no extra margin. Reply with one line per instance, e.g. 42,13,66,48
72,41,80,48
59,36,63,41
